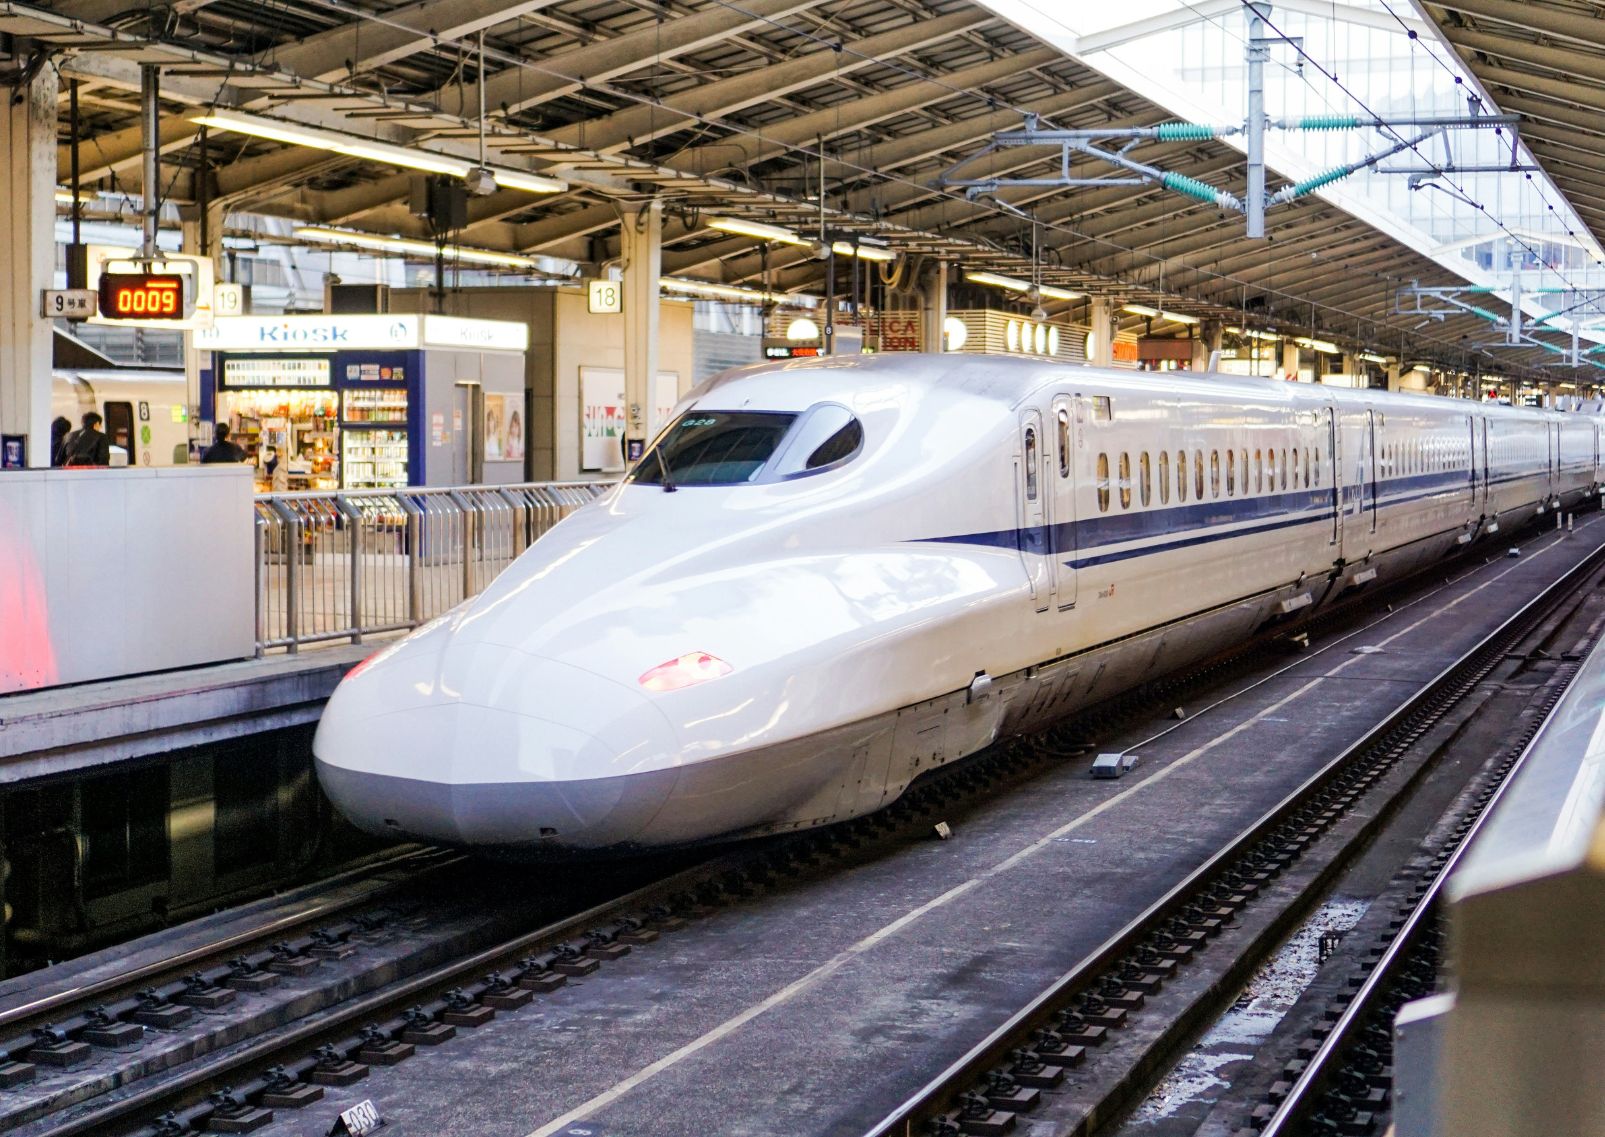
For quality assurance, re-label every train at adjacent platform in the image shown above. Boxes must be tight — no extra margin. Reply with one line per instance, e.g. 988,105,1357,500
313,354,1601,855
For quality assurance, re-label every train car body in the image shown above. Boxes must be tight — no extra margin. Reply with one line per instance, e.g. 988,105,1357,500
52,369,189,466
313,355,1600,855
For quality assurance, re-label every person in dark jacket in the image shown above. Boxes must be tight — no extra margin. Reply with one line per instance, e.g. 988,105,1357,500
200,422,248,464
60,412,110,466
49,416,72,466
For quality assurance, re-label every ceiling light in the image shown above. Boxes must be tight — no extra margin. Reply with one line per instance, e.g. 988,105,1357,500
943,316,969,351
54,188,97,204
658,276,811,305
1160,310,1199,325
707,217,812,246
1126,304,1199,325
1123,304,1160,318
492,168,565,194
198,112,473,177
1227,326,1279,342
294,226,538,269
1293,336,1340,354
1357,352,1390,364
831,241,896,262
965,271,1082,302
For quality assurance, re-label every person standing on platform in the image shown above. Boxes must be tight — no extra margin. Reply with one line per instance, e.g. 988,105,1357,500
200,422,248,464
49,416,71,466
60,412,110,466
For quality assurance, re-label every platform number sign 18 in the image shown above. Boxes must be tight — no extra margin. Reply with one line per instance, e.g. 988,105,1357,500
330,1099,382,1135
588,279,623,315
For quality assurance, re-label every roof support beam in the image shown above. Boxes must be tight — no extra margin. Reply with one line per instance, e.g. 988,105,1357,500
545,10,993,154
1428,1,1605,53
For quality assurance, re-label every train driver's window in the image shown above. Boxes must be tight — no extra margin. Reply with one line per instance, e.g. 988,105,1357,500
1096,453,1111,512
1158,451,1171,504
1119,452,1133,509
1025,427,1039,501
1195,451,1205,500
1225,449,1235,496
1211,450,1221,498
1057,410,1071,478
1140,451,1152,507
1254,449,1263,493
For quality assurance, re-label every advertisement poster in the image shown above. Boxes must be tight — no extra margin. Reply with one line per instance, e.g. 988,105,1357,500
484,394,505,461
581,367,626,473
504,402,524,462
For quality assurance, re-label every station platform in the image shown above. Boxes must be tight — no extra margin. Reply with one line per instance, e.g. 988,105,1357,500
0,641,373,786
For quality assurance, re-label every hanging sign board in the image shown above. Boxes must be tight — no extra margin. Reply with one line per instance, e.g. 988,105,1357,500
587,279,623,314
99,273,188,320
42,289,98,320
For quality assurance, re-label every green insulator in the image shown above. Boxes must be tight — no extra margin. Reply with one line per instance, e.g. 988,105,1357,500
1155,122,1216,142
1162,171,1221,203
1290,167,1353,197
1297,115,1360,131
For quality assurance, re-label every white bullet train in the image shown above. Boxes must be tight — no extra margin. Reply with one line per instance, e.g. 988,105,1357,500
313,354,1600,854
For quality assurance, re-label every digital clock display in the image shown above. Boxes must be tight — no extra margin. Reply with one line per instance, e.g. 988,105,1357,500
99,273,186,320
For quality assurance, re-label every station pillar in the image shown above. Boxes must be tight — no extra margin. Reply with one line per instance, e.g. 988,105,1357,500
618,199,662,462
182,203,225,443
1193,320,1223,372
1280,340,1299,380
1088,298,1115,366
0,65,58,466
1386,363,1402,391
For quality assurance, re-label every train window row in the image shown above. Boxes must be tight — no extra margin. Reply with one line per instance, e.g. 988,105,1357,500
1095,445,1324,513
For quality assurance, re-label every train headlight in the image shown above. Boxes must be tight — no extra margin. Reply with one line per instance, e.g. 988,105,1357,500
638,652,733,693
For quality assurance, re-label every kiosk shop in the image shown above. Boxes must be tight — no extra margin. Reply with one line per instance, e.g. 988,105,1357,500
198,314,528,490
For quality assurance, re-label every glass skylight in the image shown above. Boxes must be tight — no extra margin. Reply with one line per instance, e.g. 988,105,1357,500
976,0,1605,349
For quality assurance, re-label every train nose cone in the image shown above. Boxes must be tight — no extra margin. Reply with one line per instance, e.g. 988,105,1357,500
313,643,681,851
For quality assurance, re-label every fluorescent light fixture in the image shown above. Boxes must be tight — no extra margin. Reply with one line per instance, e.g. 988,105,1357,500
1227,326,1279,342
294,226,538,269
658,276,812,305
492,168,567,194
965,271,1081,301
831,240,896,263
1357,352,1390,364
54,188,97,204
1124,304,1199,325
198,112,474,177
708,217,812,246
1293,336,1341,354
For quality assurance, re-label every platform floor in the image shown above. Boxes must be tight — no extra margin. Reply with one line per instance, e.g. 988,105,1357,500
0,639,375,784
218,519,1605,1137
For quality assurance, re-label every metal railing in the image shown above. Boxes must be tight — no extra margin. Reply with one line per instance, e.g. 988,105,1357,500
254,482,612,653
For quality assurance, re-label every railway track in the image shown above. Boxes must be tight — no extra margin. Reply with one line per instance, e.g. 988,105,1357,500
5,521,1592,1137
860,527,1605,1137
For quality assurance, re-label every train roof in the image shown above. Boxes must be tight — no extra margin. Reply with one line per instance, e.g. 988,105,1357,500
697,352,1572,420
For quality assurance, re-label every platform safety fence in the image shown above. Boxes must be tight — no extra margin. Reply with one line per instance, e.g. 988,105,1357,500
254,482,613,654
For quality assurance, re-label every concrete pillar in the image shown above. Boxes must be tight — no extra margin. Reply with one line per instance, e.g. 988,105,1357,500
618,199,662,459
928,260,948,352
0,65,58,466
1386,363,1402,392
182,204,224,449
1280,340,1299,381
1193,320,1223,372
1088,298,1114,366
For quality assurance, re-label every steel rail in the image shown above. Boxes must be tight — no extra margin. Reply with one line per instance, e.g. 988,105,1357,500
0,845,456,1033
27,852,734,1137
1254,635,1591,1136
860,529,1605,1137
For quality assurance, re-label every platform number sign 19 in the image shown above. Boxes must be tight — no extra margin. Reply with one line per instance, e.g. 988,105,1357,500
329,1099,382,1135
588,279,623,315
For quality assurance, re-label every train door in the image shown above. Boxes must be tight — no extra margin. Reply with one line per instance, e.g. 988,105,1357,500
1479,419,1491,515
1050,397,1078,610
104,401,135,465
1018,410,1051,613
1325,406,1341,547
1364,410,1379,534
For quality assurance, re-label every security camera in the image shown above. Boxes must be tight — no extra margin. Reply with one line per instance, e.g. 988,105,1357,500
464,167,497,197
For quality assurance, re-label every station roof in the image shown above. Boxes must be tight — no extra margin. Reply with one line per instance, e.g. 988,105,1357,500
5,0,1604,380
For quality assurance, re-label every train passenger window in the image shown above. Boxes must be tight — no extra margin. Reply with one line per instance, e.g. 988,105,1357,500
1254,449,1263,493
1097,453,1111,512
1177,450,1187,502
1264,449,1273,492
1240,450,1248,494
1225,449,1235,496
1281,448,1289,489
1025,427,1039,501
1119,452,1132,509
1211,450,1221,498
630,410,799,486
1195,451,1205,500
1140,452,1152,507
1057,410,1071,478
1158,451,1171,504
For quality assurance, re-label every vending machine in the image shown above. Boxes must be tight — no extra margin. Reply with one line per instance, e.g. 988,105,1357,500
199,314,528,489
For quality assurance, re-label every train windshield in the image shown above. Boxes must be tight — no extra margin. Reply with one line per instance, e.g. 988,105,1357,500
631,411,799,486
